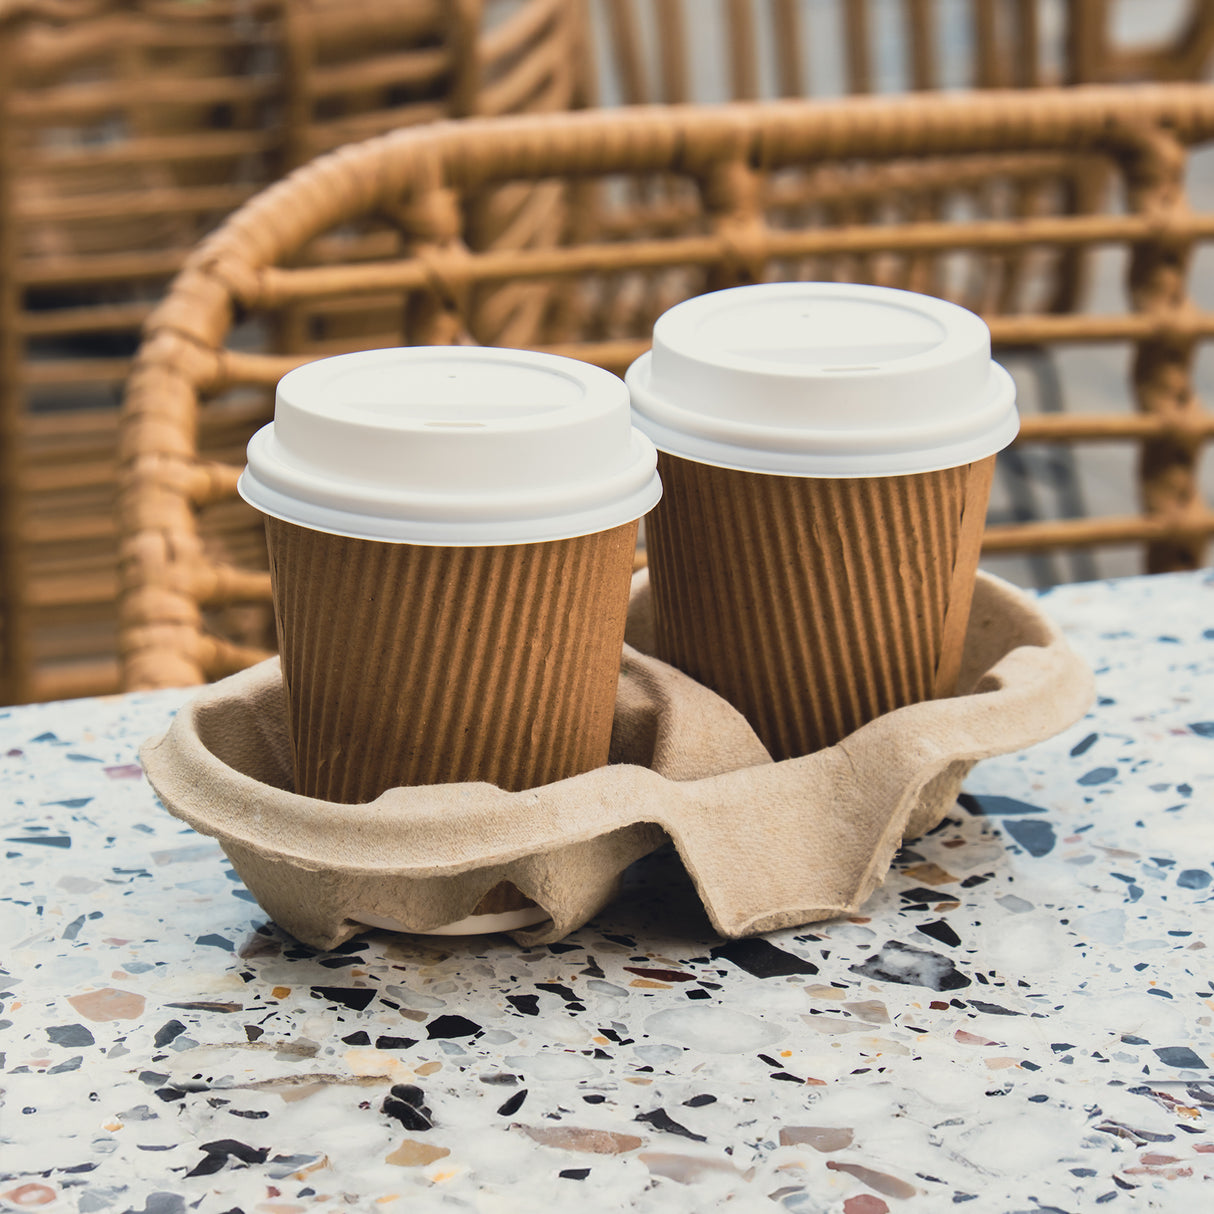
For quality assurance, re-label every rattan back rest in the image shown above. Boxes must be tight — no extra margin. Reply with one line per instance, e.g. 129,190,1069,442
0,0,579,705
1080,2,1214,84
579,0,1214,107
572,3,1214,320
117,86,1214,691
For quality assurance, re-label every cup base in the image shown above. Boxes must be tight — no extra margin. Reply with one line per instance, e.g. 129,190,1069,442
354,907,551,937
646,453,992,758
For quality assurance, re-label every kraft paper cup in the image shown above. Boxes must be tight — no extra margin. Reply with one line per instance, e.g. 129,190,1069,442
239,346,660,932
626,282,1018,760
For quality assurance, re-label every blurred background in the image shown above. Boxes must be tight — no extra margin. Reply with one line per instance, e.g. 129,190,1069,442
584,0,1214,589
5,0,1214,706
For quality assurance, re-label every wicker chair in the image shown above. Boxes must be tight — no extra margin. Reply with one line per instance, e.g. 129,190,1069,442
574,3,1214,591
0,0,578,705
15,1,1214,703
571,2,1214,366
578,0,1214,105
117,85,1214,691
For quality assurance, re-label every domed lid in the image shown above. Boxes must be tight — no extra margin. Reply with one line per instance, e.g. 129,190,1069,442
240,346,661,544
626,282,1018,477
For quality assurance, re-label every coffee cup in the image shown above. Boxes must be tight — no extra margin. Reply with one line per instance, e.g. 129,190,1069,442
239,345,660,930
626,282,1017,759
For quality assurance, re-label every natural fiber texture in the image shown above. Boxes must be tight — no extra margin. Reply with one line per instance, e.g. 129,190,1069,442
117,84,1214,693
9,6,1209,705
578,2,1214,299
140,569,1093,949
0,0,579,705
581,0,1214,104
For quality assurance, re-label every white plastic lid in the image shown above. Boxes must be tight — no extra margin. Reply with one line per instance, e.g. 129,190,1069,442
625,282,1019,477
239,346,661,544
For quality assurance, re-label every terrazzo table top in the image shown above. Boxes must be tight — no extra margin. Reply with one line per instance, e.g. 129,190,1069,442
3,571,1212,1213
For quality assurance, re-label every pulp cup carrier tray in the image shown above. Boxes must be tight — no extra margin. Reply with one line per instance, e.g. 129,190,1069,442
141,568,1093,950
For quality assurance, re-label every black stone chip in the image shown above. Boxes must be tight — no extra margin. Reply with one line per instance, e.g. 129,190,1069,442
310,986,375,1011
382,1098,432,1131
195,934,235,952
958,793,1047,816
497,1089,528,1116
916,920,961,948
899,887,958,904
383,1084,433,1131
153,1020,187,1048
425,1014,479,1039
536,982,579,1002
635,1108,706,1142
390,1083,427,1106
710,939,818,978
185,1138,268,1177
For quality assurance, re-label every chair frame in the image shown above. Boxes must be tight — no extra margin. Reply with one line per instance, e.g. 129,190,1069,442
580,0,1214,104
117,84,1214,690
0,0,578,704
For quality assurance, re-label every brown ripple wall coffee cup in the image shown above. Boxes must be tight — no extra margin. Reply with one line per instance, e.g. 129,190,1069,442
626,283,1018,760
239,346,661,931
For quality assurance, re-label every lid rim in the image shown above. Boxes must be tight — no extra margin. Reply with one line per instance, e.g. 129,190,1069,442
635,415,1020,479
238,464,663,546
627,283,1018,472
244,346,660,542
244,426,659,523
627,355,1018,477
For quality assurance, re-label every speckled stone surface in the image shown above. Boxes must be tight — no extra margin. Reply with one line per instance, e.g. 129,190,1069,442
3,570,1212,1213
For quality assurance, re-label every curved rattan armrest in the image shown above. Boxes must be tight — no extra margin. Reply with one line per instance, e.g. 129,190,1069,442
119,85,1214,690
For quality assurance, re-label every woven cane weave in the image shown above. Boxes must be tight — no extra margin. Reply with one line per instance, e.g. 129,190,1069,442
10,2,1209,704
0,0,578,704
571,2,1214,352
116,86,1214,691
580,0,1214,106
